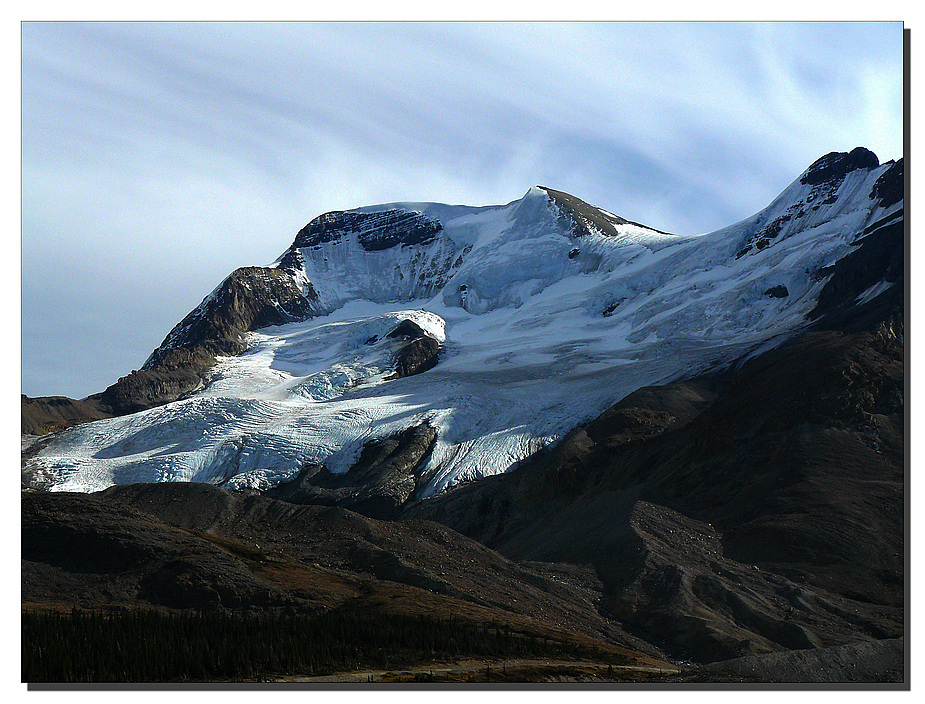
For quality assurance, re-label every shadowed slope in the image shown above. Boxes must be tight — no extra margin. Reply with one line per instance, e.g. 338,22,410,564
406,301,903,662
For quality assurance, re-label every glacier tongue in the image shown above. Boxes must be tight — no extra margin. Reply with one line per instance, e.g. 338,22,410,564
28,166,899,496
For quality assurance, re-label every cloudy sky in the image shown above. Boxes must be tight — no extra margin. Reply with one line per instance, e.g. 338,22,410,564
21,21,904,399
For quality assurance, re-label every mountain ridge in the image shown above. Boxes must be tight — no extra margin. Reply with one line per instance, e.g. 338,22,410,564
23,149,902,500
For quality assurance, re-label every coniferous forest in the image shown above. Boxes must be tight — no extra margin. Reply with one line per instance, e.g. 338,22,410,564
23,608,627,682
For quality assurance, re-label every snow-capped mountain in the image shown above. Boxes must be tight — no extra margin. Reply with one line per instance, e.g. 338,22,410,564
25,148,903,498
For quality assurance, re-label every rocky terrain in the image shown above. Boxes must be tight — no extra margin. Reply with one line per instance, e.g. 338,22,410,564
678,637,904,683
397,184,905,666
21,265,320,430
21,394,111,436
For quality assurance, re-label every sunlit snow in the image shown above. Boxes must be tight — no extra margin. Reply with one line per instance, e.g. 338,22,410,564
27,172,897,496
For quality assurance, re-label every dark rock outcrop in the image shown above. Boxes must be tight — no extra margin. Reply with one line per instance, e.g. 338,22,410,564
871,158,904,209
96,351,208,417
809,217,903,332
764,285,789,299
541,186,673,238
144,266,317,368
284,209,443,254
800,147,879,186
736,151,887,262
100,267,316,415
267,423,438,519
385,319,442,380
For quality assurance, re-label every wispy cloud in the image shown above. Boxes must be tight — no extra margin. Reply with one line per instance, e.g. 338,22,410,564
21,21,903,398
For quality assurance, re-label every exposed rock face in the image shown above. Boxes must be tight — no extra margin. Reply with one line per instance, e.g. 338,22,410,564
21,395,111,436
278,208,464,312
100,267,317,415
96,353,206,417
145,266,317,367
386,319,442,380
541,186,674,238
283,209,443,255
871,158,904,209
736,149,885,261
267,423,438,519
809,220,903,331
799,147,880,186
764,285,789,299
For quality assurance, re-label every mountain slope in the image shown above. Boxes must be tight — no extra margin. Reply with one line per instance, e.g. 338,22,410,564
24,150,902,502
22,481,670,665
407,302,903,661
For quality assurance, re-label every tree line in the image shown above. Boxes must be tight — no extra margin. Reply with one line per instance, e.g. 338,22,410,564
23,608,626,682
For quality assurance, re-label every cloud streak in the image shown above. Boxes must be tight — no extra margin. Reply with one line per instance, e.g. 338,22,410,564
21,21,903,398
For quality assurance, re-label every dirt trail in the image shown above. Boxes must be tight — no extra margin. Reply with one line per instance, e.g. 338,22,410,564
277,658,680,683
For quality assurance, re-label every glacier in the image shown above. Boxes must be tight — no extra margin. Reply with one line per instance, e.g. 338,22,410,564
25,156,902,496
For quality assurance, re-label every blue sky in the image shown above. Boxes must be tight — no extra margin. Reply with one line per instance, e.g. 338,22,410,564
21,21,904,399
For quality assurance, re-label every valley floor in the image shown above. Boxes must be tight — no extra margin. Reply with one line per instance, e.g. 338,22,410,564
275,638,904,685
277,658,679,683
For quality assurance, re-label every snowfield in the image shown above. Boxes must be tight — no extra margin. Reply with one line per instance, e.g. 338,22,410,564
27,168,901,496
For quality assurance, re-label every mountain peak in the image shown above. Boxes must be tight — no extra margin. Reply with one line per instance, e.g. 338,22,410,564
800,146,879,186
538,185,673,238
